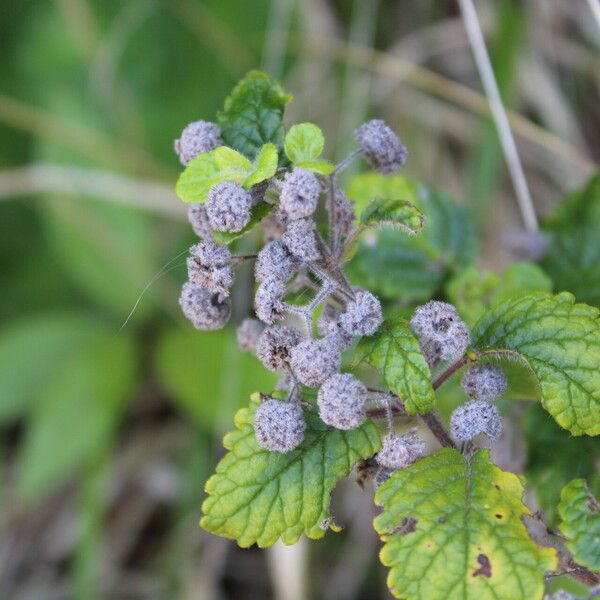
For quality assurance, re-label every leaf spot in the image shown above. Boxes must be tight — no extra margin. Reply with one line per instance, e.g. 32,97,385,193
471,553,492,578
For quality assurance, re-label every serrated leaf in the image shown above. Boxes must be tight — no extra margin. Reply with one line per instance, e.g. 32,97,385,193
354,318,434,414
374,448,557,600
296,159,335,175
472,292,600,436
558,479,600,570
541,171,600,307
175,146,252,203
284,123,325,164
200,397,380,547
346,173,475,302
218,70,292,161
244,143,278,188
213,202,274,245
446,262,552,327
359,198,424,236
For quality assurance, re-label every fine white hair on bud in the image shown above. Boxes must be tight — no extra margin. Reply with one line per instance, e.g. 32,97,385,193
353,119,408,174
262,209,288,243
179,282,231,330
281,218,321,262
187,241,234,296
450,400,502,442
317,373,367,430
236,318,265,353
187,204,213,239
279,167,321,220
254,398,306,453
317,304,341,336
205,182,252,233
339,288,383,336
255,326,303,372
325,329,354,351
326,189,355,240
461,364,508,402
174,120,222,166
289,338,341,387
420,337,443,369
254,279,286,324
255,241,297,284
376,429,426,470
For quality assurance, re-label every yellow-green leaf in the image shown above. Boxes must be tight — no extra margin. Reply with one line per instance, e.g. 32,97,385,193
284,123,325,164
297,159,335,175
472,292,600,436
244,143,278,188
201,396,380,547
374,448,557,600
558,479,600,570
359,198,424,236
175,146,252,203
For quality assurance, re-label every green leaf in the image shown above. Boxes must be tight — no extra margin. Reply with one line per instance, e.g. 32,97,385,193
558,479,600,570
359,198,424,236
472,292,600,436
201,397,380,546
218,70,292,161
213,202,274,245
296,159,335,175
284,123,324,164
374,448,557,600
175,146,253,203
541,171,600,307
346,173,476,302
446,262,552,327
0,313,107,423
244,143,278,188
354,318,434,414
17,335,137,503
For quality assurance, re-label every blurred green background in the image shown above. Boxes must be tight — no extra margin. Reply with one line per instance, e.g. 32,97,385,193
0,1,599,598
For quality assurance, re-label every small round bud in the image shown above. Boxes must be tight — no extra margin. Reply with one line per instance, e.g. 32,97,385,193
289,338,341,387
189,240,231,266
353,119,408,174
317,304,341,336
325,329,354,351
339,289,383,336
281,218,321,262
187,204,213,239
450,400,502,442
175,120,222,166
187,241,234,296
326,190,355,239
376,429,426,470
205,182,252,233
317,373,367,430
254,279,286,324
179,282,230,330
280,168,321,220
236,318,265,353
255,241,297,284
461,364,508,402
420,337,443,369
256,326,303,372
254,398,306,453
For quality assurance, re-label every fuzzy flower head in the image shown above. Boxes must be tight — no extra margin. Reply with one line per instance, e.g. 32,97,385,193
174,120,222,166
289,338,341,387
376,429,426,470
353,119,408,174
450,400,502,442
254,241,297,284
236,318,265,353
179,282,231,330
254,398,306,453
340,288,383,337
254,279,286,325
279,167,321,220
460,364,508,402
327,189,355,239
205,182,252,233
262,209,288,243
255,326,303,372
317,373,367,430
187,204,213,239
281,218,321,262
187,241,234,297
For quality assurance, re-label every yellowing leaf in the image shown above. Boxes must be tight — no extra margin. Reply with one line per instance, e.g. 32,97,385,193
472,292,600,435
558,479,600,570
175,146,252,203
374,449,557,600
244,143,278,188
201,396,380,547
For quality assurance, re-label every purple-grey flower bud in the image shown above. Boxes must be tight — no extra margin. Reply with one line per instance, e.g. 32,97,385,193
205,182,252,233
179,282,230,330
353,119,408,174
255,241,297,284
450,400,502,442
254,279,286,324
289,338,341,387
236,318,265,353
339,289,383,337
317,373,367,430
280,167,321,220
174,120,223,166
187,241,234,297
254,398,306,453
256,326,303,372
326,190,355,239
420,337,443,370
262,209,288,243
376,429,426,470
187,204,213,239
281,218,321,262
460,364,508,402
